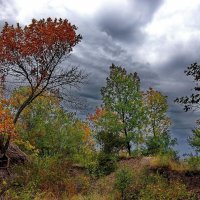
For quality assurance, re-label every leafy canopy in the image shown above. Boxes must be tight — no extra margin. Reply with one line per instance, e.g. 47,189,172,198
143,88,175,155
175,63,200,152
0,101,16,155
101,64,145,155
143,88,171,137
9,87,94,164
0,18,85,154
88,108,123,154
0,18,85,124
175,62,200,111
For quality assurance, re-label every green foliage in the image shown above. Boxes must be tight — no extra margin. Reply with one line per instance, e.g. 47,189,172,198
116,170,196,200
6,155,91,199
143,88,171,136
175,62,200,112
115,167,133,200
144,133,177,155
139,176,196,200
88,108,122,176
143,88,176,155
189,128,200,152
96,130,123,154
10,87,94,166
97,152,117,176
3,65,199,199
175,64,200,152
186,156,200,171
89,108,123,154
101,64,145,155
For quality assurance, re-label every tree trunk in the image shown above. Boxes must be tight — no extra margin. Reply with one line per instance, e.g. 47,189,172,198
2,93,34,155
127,142,131,156
124,128,131,156
13,93,34,124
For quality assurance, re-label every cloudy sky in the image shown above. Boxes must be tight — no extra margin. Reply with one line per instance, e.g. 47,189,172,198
1,0,200,155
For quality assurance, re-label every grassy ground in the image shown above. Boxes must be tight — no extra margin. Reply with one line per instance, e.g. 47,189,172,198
1,155,200,199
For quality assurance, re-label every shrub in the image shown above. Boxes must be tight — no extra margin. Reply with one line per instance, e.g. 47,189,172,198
139,178,196,200
113,167,196,200
5,155,91,199
149,152,178,169
97,152,117,176
115,167,133,200
186,156,200,171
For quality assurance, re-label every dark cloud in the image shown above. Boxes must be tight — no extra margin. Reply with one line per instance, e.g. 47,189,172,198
67,9,200,155
148,43,200,155
132,62,161,89
1,0,200,155
96,0,163,43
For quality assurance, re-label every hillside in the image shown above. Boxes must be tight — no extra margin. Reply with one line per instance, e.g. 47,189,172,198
86,156,200,200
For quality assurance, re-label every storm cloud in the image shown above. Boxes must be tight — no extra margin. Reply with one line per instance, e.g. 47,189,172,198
1,0,200,155
97,0,163,43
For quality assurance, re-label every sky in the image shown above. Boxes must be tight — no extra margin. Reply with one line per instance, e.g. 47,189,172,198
1,0,200,155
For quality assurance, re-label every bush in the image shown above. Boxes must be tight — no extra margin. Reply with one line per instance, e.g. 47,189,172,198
186,156,200,171
143,134,177,156
149,151,178,170
96,152,117,176
115,167,133,200
113,167,196,200
5,155,91,199
139,177,196,200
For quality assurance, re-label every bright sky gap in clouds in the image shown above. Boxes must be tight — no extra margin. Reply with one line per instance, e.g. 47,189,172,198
1,0,200,155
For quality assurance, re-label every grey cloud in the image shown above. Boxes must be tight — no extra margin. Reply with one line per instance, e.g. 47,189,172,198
148,45,200,155
1,0,199,155
0,0,18,23
96,0,164,42
66,16,161,111
128,0,164,18
132,62,161,89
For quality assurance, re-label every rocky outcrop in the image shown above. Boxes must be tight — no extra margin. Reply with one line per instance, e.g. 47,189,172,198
0,143,28,179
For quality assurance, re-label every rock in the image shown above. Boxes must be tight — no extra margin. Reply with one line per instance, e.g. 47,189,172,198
0,143,29,178
5,143,29,164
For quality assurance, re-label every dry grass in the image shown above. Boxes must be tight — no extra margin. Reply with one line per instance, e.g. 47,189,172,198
148,155,189,172
4,156,200,199
70,193,115,200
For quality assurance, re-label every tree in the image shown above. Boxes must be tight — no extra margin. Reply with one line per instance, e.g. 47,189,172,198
0,18,86,153
143,88,171,137
143,88,176,155
0,101,16,155
9,87,93,162
188,120,200,154
188,127,200,153
115,168,133,200
0,76,17,155
175,62,200,111
101,64,145,155
175,63,200,152
88,108,124,175
88,108,123,154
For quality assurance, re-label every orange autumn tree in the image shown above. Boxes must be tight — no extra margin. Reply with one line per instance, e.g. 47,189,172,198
0,75,16,155
0,18,86,153
0,102,16,155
